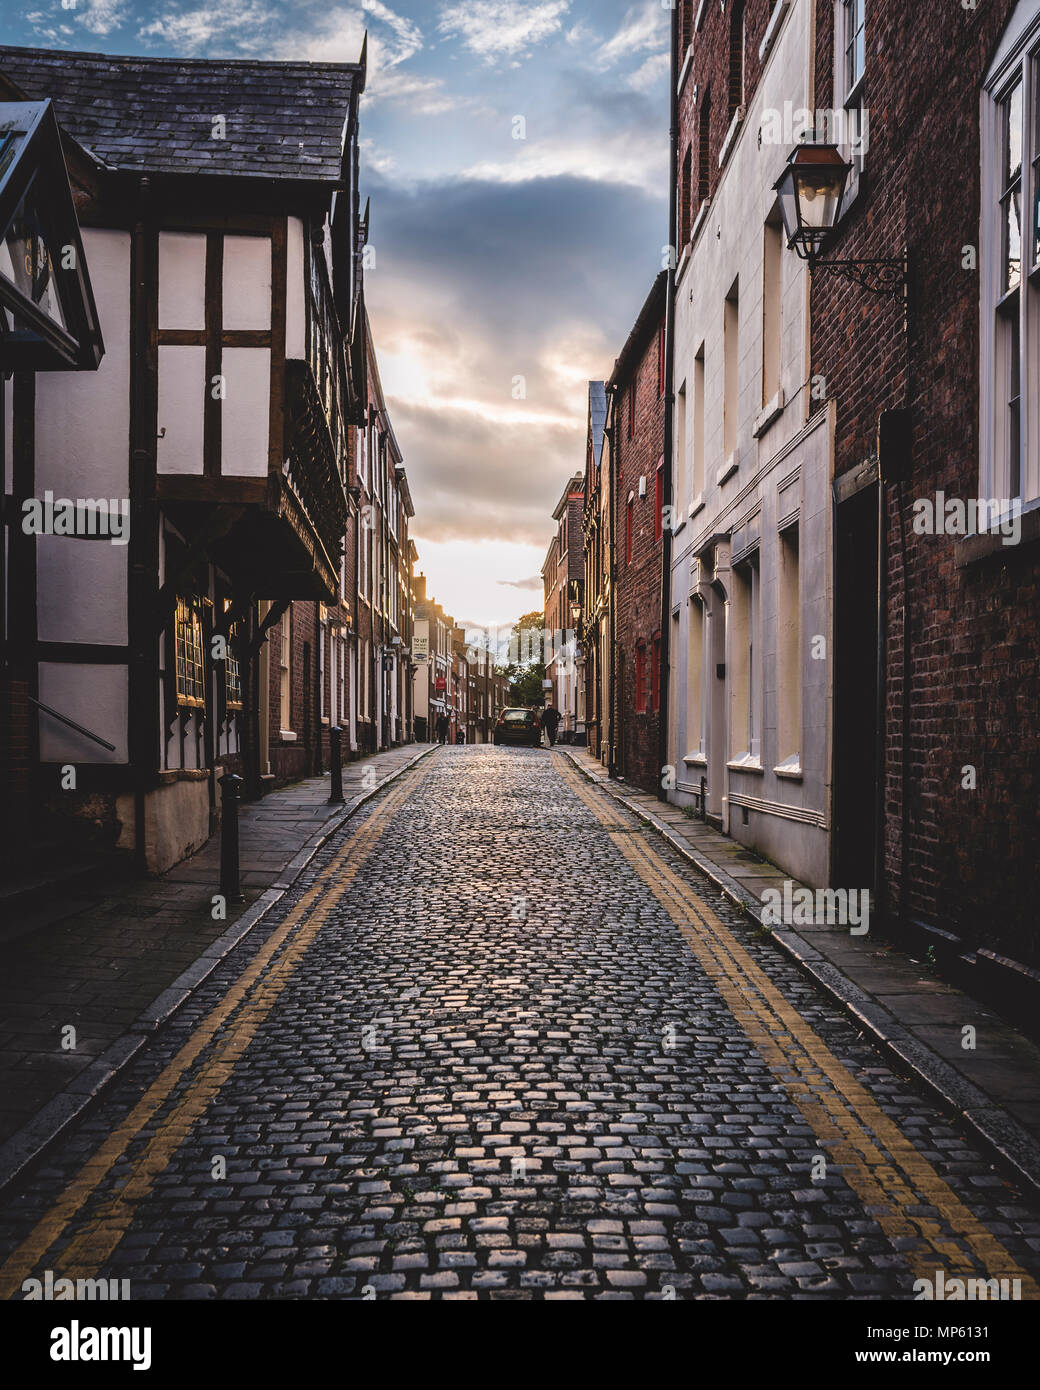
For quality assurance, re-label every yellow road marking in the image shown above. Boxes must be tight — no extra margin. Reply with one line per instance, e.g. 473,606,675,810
558,759,1040,1297
0,758,434,1300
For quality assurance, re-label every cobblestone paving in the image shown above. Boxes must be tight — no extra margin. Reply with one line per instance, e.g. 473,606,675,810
2,746,1040,1300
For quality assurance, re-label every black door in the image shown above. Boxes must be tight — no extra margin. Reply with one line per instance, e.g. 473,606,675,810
834,485,879,889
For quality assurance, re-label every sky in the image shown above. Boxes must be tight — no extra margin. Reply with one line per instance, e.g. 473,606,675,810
9,0,670,634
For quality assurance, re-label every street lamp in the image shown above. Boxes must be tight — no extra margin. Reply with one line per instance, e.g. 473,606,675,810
773,144,906,297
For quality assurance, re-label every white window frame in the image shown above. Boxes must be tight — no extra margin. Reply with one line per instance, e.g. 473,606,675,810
981,4,1040,513
833,0,868,216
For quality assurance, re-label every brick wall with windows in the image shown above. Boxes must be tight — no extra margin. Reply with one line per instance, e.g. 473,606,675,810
611,274,666,795
813,0,1040,968
677,0,773,259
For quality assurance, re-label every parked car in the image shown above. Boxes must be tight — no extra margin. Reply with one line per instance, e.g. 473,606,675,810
493,708,542,747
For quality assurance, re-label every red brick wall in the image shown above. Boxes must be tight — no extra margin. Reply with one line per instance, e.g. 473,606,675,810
812,0,1040,965
614,304,666,795
678,0,773,237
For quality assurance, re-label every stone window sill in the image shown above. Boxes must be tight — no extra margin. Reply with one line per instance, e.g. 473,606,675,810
774,757,802,780
683,751,707,766
678,45,693,96
727,754,764,774
955,496,1040,567
754,389,786,438
719,106,746,171
758,0,791,64
691,198,711,245
717,455,738,487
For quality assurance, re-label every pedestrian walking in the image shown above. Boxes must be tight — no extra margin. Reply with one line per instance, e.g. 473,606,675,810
542,702,561,747
436,712,449,744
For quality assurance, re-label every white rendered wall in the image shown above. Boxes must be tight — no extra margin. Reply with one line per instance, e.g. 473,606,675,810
158,232,206,330
38,662,128,764
668,0,832,886
37,534,128,645
35,228,131,501
157,345,206,473
223,236,272,331
221,348,271,476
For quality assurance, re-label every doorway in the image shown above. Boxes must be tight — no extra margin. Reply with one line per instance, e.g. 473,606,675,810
834,485,880,888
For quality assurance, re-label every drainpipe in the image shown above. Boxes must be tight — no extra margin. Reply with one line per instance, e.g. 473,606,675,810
605,401,617,777
657,0,680,804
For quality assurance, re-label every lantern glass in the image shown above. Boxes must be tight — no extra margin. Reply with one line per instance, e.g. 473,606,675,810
773,145,851,258
798,169,847,232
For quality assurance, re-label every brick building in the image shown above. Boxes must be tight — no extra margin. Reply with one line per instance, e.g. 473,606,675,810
580,383,610,760
542,474,584,741
609,273,667,794
809,0,1040,989
666,1,834,888
412,574,453,741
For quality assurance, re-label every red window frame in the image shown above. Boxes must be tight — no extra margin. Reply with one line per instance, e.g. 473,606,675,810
635,641,647,714
626,496,634,566
654,461,664,541
651,631,661,714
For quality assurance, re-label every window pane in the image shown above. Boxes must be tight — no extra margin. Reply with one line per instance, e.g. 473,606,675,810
1006,81,1022,185
1005,189,1022,293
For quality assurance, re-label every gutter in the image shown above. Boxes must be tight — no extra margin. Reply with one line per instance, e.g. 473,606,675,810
657,0,680,803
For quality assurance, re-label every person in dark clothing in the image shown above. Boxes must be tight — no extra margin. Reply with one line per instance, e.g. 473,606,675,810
542,703,562,747
436,712,450,744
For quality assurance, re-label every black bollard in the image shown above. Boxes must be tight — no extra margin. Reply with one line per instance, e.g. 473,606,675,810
219,772,244,903
700,775,707,822
329,725,344,804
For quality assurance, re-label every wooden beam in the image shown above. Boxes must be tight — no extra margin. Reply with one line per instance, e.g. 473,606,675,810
203,231,222,479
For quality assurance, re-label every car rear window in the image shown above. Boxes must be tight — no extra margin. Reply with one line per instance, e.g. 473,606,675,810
503,711,529,722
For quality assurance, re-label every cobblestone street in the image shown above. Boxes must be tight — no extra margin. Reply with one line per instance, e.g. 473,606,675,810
2,746,1039,1301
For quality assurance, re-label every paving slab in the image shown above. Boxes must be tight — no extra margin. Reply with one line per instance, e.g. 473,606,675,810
0,743,433,1175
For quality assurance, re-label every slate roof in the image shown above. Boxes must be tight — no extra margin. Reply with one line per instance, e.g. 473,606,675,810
607,271,667,390
0,46,362,182
588,381,607,469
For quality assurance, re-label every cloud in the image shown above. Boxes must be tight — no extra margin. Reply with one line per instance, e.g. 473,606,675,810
367,67,458,114
140,1,421,72
627,51,669,93
438,0,571,60
596,0,667,68
360,169,663,555
139,0,276,49
460,130,667,195
80,0,129,35
498,575,544,590
360,0,422,59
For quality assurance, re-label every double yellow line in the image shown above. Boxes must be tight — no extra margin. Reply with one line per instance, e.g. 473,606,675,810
558,760,1039,1297
0,757,433,1301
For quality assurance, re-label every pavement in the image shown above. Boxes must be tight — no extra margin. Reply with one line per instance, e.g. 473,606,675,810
0,744,1038,1300
0,743,434,1183
557,742,1040,1204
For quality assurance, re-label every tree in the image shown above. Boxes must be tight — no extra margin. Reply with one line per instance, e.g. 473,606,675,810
501,610,547,705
